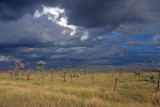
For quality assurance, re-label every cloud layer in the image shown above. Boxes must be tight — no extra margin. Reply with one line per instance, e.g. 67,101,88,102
0,0,160,69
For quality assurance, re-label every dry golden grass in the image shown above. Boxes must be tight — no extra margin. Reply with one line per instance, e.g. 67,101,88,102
0,72,160,107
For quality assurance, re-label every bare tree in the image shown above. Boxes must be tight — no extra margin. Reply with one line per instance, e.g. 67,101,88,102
25,69,32,80
37,60,47,86
50,68,55,81
117,49,128,82
134,63,144,79
146,58,160,94
14,59,24,80
25,62,32,80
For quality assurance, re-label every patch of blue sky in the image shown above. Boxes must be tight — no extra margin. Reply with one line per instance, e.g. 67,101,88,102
125,45,155,52
120,33,155,41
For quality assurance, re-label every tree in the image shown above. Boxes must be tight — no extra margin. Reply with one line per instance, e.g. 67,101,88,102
37,60,47,86
25,62,32,80
14,59,24,80
50,68,55,81
146,58,160,94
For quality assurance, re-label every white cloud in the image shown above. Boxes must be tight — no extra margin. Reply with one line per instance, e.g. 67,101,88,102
0,56,14,62
28,54,40,58
49,54,67,59
80,31,89,41
34,10,42,18
34,6,64,19
57,17,77,36
34,6,77,36
146,34,160,46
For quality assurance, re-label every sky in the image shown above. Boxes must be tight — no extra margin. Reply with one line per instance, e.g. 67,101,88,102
0,0,160,69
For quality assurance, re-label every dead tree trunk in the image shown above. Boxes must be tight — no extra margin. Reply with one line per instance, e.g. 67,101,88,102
63,72,66,82
114,78,118,91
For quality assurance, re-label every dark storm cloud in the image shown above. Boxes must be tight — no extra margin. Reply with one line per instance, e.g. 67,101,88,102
59,0,160,28
1,0,160,27
0,0,58,21
1,0,160,37
0,0,160,69
58,0,160,37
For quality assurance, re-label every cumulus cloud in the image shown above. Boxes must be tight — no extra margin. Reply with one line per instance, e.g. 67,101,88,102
80,31,89,41
0,56,14,62
34,6,77,36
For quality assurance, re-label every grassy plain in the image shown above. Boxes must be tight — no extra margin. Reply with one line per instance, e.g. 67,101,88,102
0,72,160,107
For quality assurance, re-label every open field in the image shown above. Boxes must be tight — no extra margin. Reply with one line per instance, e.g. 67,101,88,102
0,72,160,107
